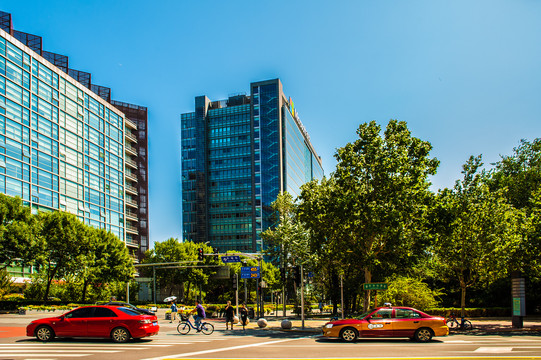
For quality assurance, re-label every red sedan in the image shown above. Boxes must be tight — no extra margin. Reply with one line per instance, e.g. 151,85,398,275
26,305,159,343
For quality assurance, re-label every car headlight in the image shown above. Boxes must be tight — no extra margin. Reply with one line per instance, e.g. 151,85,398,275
325,324,333,328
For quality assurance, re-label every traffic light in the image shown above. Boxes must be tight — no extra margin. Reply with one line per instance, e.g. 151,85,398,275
280,267,286,282
294,266,301,286
198,247,204,260
232,276,238,290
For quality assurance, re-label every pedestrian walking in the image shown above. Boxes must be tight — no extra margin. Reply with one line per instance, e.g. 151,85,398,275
224,301,235,330
170,301,178,323
190,299,206,332
239,303,249,332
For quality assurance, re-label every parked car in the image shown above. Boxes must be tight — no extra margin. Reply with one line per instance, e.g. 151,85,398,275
26,305,159,343
322,306,448,342
100,302,155,316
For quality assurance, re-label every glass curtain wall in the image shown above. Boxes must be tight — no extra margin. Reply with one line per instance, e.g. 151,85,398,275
0,33,125,240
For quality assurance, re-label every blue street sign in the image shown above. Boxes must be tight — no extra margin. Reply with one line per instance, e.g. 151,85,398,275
221,255,241,263
307,272,314,278
240,266,260,279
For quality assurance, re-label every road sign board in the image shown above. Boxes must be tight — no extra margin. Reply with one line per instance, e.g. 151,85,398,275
363,283,388,290
307,272,314,278
240,266,260,279
221,255,241,263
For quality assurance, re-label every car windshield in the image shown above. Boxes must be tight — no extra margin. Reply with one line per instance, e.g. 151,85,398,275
118,307,144,316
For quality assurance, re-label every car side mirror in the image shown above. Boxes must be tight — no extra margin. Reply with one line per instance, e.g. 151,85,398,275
60,315,65,321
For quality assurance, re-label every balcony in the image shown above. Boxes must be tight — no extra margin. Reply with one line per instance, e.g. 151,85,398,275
126,210,138,221
125,118,137,130
126,198,138,208
125,132,137,143
125,158,138,169
126,223,138,234
125,144,137,156
126,184,138,195
125,170,137,182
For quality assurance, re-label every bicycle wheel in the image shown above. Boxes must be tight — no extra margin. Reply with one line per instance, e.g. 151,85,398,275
446,319,459,330
462,320,473,330
177,322,191,335
200,322,214,335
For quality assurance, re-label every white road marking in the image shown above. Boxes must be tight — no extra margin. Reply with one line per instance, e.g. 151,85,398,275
141,337,303,360
0,349,119,353
0,355,88,358
474,347,514,353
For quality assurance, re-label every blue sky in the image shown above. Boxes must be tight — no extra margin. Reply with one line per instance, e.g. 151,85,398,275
4,1,541,247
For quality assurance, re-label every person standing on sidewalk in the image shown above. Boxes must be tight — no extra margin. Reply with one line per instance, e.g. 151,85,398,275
225,301,235,330
170,301,178,323
239,303,249,332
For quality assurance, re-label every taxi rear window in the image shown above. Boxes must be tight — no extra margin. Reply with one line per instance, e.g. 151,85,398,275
395,309,421,318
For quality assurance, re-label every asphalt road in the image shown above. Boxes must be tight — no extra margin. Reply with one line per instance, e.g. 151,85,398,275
2,312,541,360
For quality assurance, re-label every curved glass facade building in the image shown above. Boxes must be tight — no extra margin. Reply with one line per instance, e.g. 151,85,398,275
0,11,149,260
181,79,323,253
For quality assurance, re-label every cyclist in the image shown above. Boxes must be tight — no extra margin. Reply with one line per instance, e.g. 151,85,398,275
190,299,206,332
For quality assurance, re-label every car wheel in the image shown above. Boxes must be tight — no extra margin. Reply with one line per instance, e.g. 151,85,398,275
339,327,358,342
35,325,55,342
111,327,130,343
414,328,433,342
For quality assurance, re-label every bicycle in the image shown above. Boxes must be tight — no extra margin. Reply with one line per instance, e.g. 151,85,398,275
446,313,473,330
177,313,214,335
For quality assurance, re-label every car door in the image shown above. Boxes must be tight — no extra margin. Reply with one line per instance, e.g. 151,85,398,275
87,307,118,337
57,307,95,337
361,308,394,337
393,308,423,337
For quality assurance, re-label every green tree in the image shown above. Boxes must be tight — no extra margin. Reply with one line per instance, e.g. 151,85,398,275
262,191,313,267
143,239,219,303
489,139,541,276
80,228,134,302
380,276,442,311
37,211,92,302
300,120,438,312
431,155,521,316
0,194,41,266
0,267,13,298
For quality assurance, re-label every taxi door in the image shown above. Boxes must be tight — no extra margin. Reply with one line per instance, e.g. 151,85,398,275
361,308,394,337
393,308,423,337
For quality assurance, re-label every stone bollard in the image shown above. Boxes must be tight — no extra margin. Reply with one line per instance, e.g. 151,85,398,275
281,319,292,329
257,318,268,328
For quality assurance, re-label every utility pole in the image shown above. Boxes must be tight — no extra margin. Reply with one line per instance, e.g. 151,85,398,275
235,273,239,317
340,273,344,319
300,265,305,329
153,266,156,305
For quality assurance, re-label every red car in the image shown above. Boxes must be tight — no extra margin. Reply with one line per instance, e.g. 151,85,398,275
322,306,449,342
26,305,159,343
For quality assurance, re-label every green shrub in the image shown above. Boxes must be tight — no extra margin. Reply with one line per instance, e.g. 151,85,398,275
380,276,442,311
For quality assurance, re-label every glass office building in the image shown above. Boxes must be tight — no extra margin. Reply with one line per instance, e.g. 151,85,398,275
181,79,323,253
0,11,149,259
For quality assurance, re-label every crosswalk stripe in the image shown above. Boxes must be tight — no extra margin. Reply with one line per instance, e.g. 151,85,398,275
0,355,88,358
0,350,119,353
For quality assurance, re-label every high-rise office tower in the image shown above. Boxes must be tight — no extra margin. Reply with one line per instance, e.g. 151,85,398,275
181,79,323,253
0,11,149,260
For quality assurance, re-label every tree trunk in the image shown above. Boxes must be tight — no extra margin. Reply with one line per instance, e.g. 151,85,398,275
81,278,88,303
363,268,372,311
460,279,467,318
44,265,58,303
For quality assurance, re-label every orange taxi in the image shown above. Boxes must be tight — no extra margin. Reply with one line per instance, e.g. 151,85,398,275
322,306,448,342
